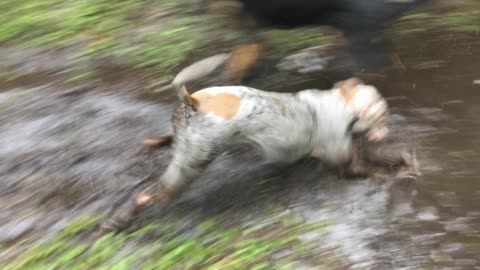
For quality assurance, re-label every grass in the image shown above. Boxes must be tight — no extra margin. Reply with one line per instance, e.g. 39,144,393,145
263,28,337,56
1,0,478,83
0,214,343,270
0,0,216,81
393,3,480,34
0,0,341,83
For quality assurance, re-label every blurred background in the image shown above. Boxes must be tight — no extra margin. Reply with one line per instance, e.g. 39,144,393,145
0,0,479,269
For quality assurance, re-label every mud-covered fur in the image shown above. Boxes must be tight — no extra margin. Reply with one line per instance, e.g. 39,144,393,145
96,77,398,235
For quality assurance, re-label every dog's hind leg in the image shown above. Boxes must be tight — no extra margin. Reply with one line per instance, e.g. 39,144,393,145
97,135,225,235
142,135,174,150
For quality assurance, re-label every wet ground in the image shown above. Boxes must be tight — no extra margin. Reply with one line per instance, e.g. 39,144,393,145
1,27,480,269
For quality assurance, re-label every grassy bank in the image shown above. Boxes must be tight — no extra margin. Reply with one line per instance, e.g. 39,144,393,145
1,1,478,82
0,0,335,84
1,214,345,270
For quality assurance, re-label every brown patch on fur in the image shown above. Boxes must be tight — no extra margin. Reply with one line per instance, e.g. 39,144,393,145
191,91,241,120
335,77,364,103
225,43,263,84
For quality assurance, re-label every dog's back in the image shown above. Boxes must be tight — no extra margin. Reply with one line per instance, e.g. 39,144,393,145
174,86,317,161
175,85,359,164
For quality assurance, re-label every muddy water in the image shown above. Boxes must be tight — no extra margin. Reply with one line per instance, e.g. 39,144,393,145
243,31,480,269
360,32,480,269
0,30,479,269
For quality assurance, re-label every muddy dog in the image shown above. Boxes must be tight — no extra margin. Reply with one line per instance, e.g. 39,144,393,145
96,71,400,234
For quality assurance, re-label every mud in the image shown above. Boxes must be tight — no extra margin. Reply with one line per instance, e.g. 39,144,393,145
1,20,480,270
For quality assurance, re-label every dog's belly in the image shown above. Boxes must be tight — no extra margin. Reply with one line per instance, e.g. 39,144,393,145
239,106,316,163
246,121,315,163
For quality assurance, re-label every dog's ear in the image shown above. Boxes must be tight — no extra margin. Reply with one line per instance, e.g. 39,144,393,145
335,77,364,103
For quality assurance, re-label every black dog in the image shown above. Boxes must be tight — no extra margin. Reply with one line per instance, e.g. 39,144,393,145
227,0,430,73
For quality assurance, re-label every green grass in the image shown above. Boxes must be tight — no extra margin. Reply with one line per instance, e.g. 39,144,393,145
263,28,336,56
394,4,480,34
2,0,477,83
0,0,214,79
0,0,340,83
1,214,343,270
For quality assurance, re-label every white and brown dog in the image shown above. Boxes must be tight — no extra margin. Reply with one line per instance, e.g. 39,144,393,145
97,56,394,235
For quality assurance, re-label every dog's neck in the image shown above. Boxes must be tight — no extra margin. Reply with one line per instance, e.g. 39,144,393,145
295,88,356,125
296,88,356,142
292,88,357,164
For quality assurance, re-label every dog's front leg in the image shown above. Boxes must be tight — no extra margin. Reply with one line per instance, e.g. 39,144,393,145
311,148,370,179
342,142,371,178
361,142,408,169
342,139,412,178
97,182,173,236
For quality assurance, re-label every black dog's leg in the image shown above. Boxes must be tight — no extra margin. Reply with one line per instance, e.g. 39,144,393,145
343,27,390,73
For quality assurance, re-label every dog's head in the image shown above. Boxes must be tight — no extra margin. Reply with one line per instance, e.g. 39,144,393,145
335,78,390,142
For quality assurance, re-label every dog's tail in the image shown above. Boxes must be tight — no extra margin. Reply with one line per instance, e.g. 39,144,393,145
156,44,262,105
155,53,230,102
172,53,231,104
142,135,173,149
